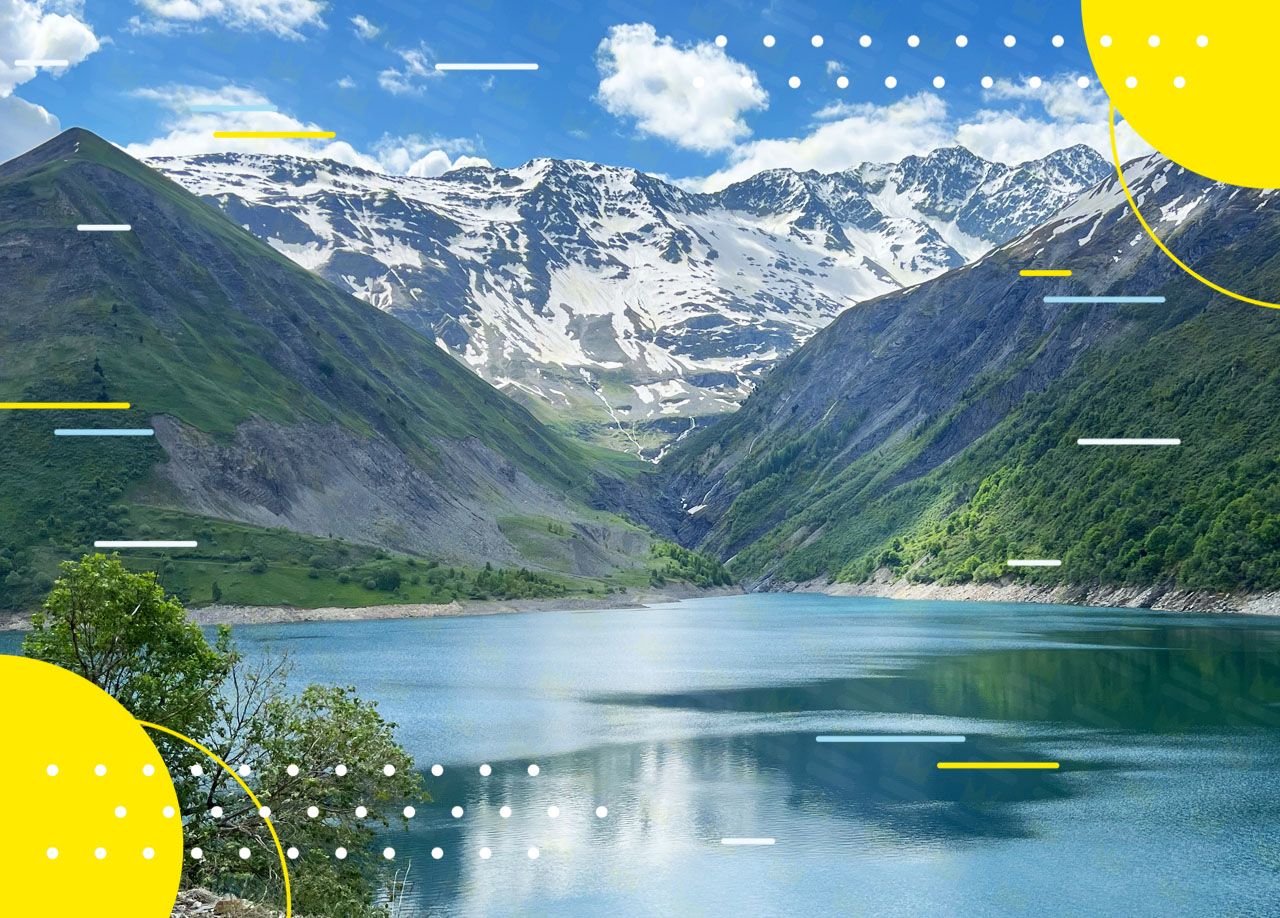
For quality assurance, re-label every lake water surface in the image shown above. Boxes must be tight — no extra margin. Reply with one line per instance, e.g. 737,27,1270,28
14,593,1280,916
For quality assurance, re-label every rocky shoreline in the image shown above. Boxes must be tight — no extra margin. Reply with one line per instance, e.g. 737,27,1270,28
795,571,1280,615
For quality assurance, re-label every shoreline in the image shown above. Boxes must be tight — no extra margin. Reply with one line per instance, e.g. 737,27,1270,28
0,584,743,632
792,573,1280,616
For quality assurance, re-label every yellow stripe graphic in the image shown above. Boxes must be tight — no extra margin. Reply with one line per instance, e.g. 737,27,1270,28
937,762,1060,770
0,402,130,409
1019,269,1073,277
213,131,335,139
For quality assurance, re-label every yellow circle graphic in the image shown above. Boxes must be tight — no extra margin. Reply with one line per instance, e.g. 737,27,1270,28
0,656,182,917
1082,0,1280,188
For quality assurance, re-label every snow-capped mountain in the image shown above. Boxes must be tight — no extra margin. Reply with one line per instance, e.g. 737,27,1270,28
151,144,1108,454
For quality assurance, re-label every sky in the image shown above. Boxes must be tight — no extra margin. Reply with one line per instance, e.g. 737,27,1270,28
0,0,1149,189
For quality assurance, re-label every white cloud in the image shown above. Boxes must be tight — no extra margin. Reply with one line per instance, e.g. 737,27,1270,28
957,75,1151,166
335,74,354,90
349,13,378,40
132,0,325,39
378,42,442,95
0,0,100,96
126,84,489,177
595,22,766,154
0,0,100,161
691,76,1152,192
698,93,952,190
0,92,58,160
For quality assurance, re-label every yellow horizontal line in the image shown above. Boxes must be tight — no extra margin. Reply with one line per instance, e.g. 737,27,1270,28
213,131,336,139
0,402,131,410
937,762,1059,770
1019,269,1073,277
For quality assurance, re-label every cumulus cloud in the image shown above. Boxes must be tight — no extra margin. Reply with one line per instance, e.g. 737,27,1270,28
126,84,488,177
378,42,443,95
957,75,1151,166
0,0,100,96
690,76,1152,191
132,0,325,39
595,22,766,154
349,13,378,40
0,0,100,161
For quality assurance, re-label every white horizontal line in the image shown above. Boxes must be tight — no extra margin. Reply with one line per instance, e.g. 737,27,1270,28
94,541,198,549
816,735,966,743
434,62,539,71
1077,438,1181,446
14,58,69,67
77,224,132,232
720,838,775,846
1008,559,1061,567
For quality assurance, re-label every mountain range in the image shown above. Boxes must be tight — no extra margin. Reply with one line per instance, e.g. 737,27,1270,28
151,144,1109,456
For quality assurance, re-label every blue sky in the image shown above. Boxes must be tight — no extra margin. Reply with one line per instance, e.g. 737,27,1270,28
1,1,1141,187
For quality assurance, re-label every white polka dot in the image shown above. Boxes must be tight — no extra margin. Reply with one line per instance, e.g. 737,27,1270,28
788,75,801,89
547,805,560,819
46,764,58,777
307,806,319,818
142,764,155,777
714,35,727,48
189,764,203,777
403,805,416,818
94,764,106,777
527,846,540,859
383,847,396,860
46,847,58,859
431,764,444,777
94,848,107,860
884,76,897,89
287,847,299,860
1125,76,1138,88
382,764,396,777
431,847,444,860
258,806,271,818
596,806,608,818
237,764,251,777
1197,35,1209,48
334,764,347,777
500,805,512,818
238,847,250,860
907,35,920,48
527,764,540,777
287,764,299,777
114,805,127,818
142,847,155,860
1004,35,1016,48
479,764,492,777
162,806,175,819
1148,35,1160,47
452,805,464,818
1077,76,1091,88
210,805,223,818
1029,76,1042,89
955,35,968,48
811,34,824,48
859,34,872,48
762,34,775,48
1100,35,1112,48
190,848,203,860
981,75,994,89
932,75,945,89
355,805,368,819
479,847,492,860
335,847,348,860
836,75,849,89
1052,35,1065,48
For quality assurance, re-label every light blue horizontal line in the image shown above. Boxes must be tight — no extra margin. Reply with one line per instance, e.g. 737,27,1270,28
186,104,279,112
55,428,154,437
816,735,966,743
1044,296,1166,304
